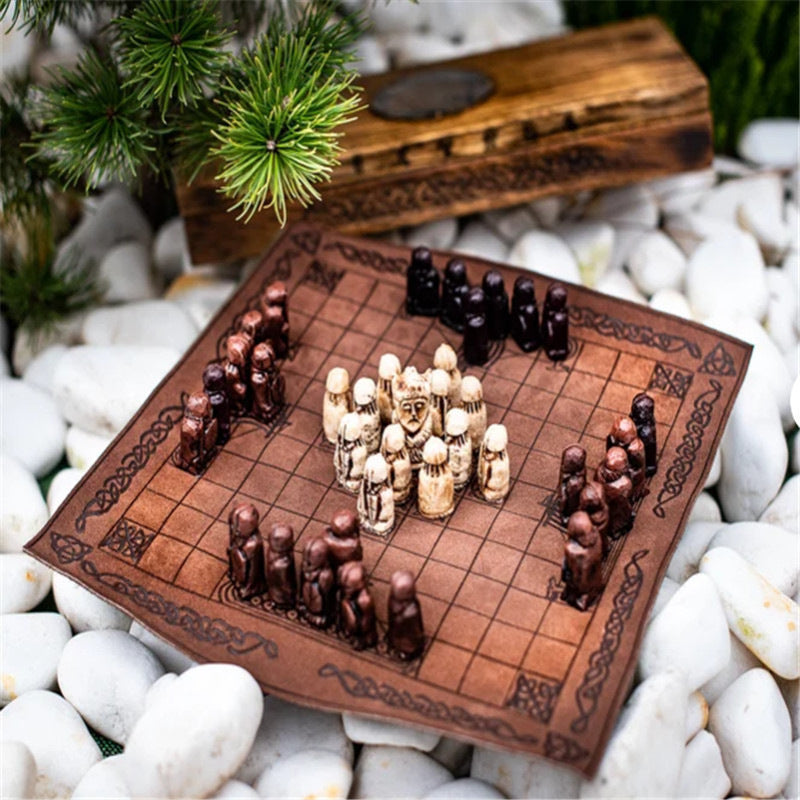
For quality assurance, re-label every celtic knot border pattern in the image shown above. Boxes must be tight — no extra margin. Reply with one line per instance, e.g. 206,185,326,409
323,241,407,275
544,731,590,763
50,532,93,564
699,342,737,377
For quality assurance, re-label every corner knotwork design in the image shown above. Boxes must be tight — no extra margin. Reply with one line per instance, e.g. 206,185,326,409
569,307,702,358
323,241,407,275
74,403,184,534
699,342,736,377
652,379,722,519
544,731,589,763
648,363,693,399
319,664,539,745
100,518,155,565
50,532,93,564
507,673,561,724
570,549,648,734
292,228,322,255
80,560,279,658
302,260,345,293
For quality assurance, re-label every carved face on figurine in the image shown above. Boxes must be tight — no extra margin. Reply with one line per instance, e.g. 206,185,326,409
226,334,250,368
230,503,258,540
265,282,288,309
609,416,637,446
252,342,275,371
303,537,329,572
392,367,431,435
269,523,294,554
240,310,263,342
186,391,212,421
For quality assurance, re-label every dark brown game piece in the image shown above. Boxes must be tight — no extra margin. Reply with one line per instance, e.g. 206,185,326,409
173,391,218,474
387,569,425,660
631,392,658,477
227,502,266,599
239,309,265,346
543,283,569,361
595,447,633,539
323,509,363,573
251,342,285,423
203,363,231,445
482,270,510,340
561,510,604,611
299,537,336,628
406,246,440,317
558,444,586,524
606,416,646,500
261,281,290,359
265,522,297,609
338,560,377,650
224,333,252,415
463,286,490,366
440,258,469,332
579,480,610,556
510,275,540,352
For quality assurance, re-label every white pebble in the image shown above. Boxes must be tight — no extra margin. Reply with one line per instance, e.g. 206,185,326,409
708,521,799,597
760,474,799,534
701,633,762,705
352,745,452,799
648,288,693,320
57,629,165,744
213,778,260,799
697,173,783,226
738,193,792,264
405,218,458,251
53,572,132,633
165,277,237,330
153,217,189,280
234,694,352,783
709,668,792,797
690,489,721,520
648,168,716,215
343,713,440,751
471,746,580,798
666,520,725,583
529,196,564,228
453,221,509,263
738,119,800,169
664,212,741,258
391,33,465,68
700,547,800,680
685,690,708,741
594,270,647,305
65,426,113,471
685,231,768,321
639,574,730,691
71,754,131,800
713,154,757,178
0,553,52,614
553,221,614,288
0,690,102,798
785,738,799,800
424,777,504,798
46,467,84,515
98,241,159,303
585,184,659,228
779,676,800,741
22,345,68,395
121,664,263,799
579,669,688,798
649,575,680,621
507,231,580,283
0,455,48,553
144,672,177,710
129,622,197,674
627,230,687,295
429,737,472,777
703,451,722,491
0,740,36,800
483,205,538,243
255,748,353,800
53,345,180,436
676,730,731,799
0,378,66,477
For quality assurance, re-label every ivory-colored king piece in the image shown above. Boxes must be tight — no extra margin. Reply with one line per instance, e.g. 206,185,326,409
353,377,381,454
357,454,395,537
418,437,455,519
381,424,413,505
478,424,510,503
323,367,352,444
391,366,433,470
334,412,367,493
377,353,402,425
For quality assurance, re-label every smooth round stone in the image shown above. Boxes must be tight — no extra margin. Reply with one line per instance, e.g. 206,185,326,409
701,633,761,706
144,672,178,710
0,455,48,553
46,467,84,515
709,668,792,797
703,451,722,491
424,777,504,798
71,754,131,800
690,490,721,521
53,345,181,436
82,300,198,352
392,32,466,68
0,613,72,705
585,184,659,228
453,221,509,263
685,690,709,741
350,34,390,77
343,712,440,751
0,553,52,614
471,746,580,798
128,622,196,674
98,241,159,303
579,669,688,798
676,730,731,799
529,196,564,228
352,745,452,799
739,200,793,266
153,217,189,280
738,119,800,169
685,231,767,321
121,664,263,799
0,690,102,798
405,218,458,251
22,345,68,395
666,520,725,583
628,230,687,296
429,737,473,777
649,575,680,621
53,572,132,632
508,231,580,283
700,547,800,680
234,694,352,783
648,168,716,215
664,212,741,258
778,676,799,741
58,629,165,744
594,270,647,304
759,475,799,534
713,154,757,178
697,173,782,225
708,521,799,597
255,748,353,799
164,276,237,330
0,740,36,800
786,738,799,799
648,288,693,320
65,426,113,471
0,378,66,477
213,778,260,799
639,574,730,691
483,206,538,244
553,221,614,288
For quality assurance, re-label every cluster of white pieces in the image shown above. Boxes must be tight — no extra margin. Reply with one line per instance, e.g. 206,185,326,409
324,344,510,534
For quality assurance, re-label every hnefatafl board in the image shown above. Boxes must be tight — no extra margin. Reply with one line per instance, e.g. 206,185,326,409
27,223,750,776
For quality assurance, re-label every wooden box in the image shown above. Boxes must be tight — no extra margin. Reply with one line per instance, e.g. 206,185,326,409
176,17,711,264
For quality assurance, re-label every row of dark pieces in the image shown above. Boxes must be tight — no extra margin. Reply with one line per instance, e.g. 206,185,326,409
173,282,290,475
557,392,658,611
229,504,425,660
405,246,568,366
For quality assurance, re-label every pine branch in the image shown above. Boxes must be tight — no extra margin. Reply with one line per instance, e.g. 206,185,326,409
0,0,96,36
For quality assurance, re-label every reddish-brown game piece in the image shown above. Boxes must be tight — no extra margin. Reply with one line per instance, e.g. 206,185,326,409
173,391,218,474
561,510,604,611
558,444,586,523
324,509,363,574
339,560,377,649
595,447,633,539
228,502,266,600
261,281,290,359
543,283,569,361
299,537,336,628
251,342,285,423
239,309,265,346
203,363,231,445
606,415,646,500
266,523,297,609
224,333,252,415
579,480,610,556
631,392,658,477
387,569,425,660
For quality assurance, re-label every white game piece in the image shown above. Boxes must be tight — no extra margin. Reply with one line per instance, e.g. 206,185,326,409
323,368,352,444
478,424,510,503
461,375,487,452
334,413,367,493
381,424,413,505
357,454,395,537
429,369,450,438
444,408,472,490
377,353,402,425
433,343,461,407
392,366,434,470
353,377,381,454
418,437,455,519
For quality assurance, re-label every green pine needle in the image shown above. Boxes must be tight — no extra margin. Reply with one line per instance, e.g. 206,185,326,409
117,0,232,120
32,48,155,189
0,0,96,36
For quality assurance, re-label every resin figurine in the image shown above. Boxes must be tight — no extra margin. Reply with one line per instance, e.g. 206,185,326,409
174,391,218,474
461,375,487,452
227,502,265,600
406,246,440,317
357,454,395,537
444,408,472,490
251,342,284,423
510,276,540,352
463,286,490,366
299,536,335,628
324,508,363,573
433,342,462,407
543,283,569,361
334,412,367,493
595,447,633,539
380,424,413,505
440,258,469,331
266,522,297,609
377,353,402,425
417,437,455,519
561,510,604,611
203,363,231,445
482,270,510,340
223,333,252,415
391,366,433,470
477,423,510,503
339,560,377,649
558,444,587,524
353,377,381,454
387,570,425,660
429,368,450,438
631,392,658,477
323,367,352,444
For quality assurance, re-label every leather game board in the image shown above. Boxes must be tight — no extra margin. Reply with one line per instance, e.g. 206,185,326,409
26,223,751,776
